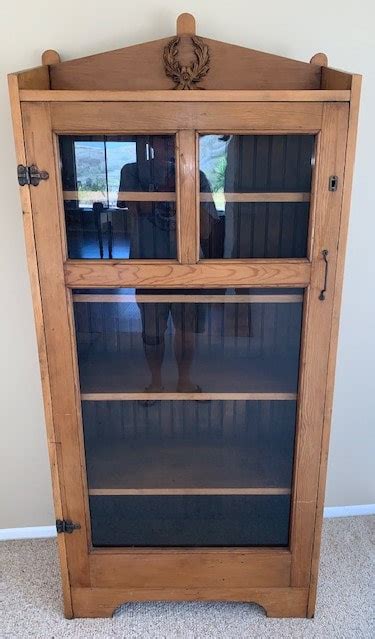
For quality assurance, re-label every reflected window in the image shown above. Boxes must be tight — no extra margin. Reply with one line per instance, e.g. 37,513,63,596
59,135,177,260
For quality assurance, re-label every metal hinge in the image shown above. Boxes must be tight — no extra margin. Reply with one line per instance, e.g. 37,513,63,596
328,175,338,192
56,519,81,534
17,164,49,187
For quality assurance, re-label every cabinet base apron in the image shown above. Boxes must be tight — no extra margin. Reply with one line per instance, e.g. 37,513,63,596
70,587,309,619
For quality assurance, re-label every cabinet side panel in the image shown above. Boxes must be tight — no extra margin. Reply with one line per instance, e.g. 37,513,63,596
21,102,91,589
8,76,73,617
307,77,361,617
290,104,349,596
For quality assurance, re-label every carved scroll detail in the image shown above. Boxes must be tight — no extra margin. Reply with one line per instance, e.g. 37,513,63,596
163,36,210,90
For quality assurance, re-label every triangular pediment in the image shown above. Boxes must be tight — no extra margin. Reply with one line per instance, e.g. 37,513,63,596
49,32,321,91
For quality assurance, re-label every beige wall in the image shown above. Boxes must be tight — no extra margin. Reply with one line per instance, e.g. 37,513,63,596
1,0,374,528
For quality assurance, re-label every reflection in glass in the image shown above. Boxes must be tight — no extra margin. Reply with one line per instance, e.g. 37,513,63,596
199,134,315,258
60,135,218,260
74,288,304,548
73,288,303,395
60,135,177,259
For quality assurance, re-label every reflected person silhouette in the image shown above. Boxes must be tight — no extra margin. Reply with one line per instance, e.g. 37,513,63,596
117,136,218,392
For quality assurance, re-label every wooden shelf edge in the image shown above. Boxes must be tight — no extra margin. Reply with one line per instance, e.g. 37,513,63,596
19,89,351,102
81,392,297,401
89,487,291,496
64,191,176,202
90,546,291,555
64,191,310,204
200,192,311,203
73,294,303,303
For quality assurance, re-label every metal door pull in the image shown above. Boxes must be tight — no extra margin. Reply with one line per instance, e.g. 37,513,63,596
319,250,329,300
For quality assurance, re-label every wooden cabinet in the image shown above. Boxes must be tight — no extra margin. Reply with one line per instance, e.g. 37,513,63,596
8,13,361,619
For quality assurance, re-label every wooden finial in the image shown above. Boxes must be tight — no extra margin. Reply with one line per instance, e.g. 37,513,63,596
176,13,196,35
310,53,328,67
42,50,61,65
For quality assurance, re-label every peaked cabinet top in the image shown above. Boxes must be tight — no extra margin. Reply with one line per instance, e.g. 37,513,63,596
9,13,359,101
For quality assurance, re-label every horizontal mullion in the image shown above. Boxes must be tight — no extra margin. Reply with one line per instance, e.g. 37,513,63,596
64,259,311,288
88,487,291,496
73,294,303,304
81,392,297,401
64,191,176,202
200,192,310,203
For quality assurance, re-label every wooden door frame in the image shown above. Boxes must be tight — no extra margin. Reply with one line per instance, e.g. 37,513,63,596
18,98,352,618
289,103,349,589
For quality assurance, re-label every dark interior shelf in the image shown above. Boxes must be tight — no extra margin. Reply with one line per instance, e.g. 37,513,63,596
86,437,293,496
89,494,291,547
79,350,299,398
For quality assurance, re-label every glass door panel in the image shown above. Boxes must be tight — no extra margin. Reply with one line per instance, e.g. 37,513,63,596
74,289,303,396
85,399,295,546
59,135,177,259
73,288,303,547
199,134,315,258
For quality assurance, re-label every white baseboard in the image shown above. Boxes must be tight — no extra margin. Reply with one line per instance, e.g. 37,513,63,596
323,504,375,518
0,526,56,541
0,505,374,541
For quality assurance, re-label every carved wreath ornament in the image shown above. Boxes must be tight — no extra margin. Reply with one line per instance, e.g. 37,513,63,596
163,36,210,90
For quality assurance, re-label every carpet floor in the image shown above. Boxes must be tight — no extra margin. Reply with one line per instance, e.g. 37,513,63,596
0,516,374,638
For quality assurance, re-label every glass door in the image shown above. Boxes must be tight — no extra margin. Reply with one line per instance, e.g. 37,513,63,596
58,129,309,547
21,100,348,591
